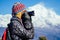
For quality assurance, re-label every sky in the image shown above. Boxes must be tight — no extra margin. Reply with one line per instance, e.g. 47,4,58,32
0,0,60,15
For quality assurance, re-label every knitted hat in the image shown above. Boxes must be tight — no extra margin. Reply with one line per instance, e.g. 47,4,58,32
12,2,25,15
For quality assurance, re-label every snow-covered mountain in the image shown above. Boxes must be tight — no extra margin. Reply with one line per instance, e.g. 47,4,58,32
0,14,11,27
0,3,60,27
28,3,60,28
0,3,60,40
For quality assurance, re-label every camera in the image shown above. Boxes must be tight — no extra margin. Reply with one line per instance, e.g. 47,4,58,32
28,11,34,16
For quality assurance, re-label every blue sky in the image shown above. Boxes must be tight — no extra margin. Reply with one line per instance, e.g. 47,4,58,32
0,0,60,15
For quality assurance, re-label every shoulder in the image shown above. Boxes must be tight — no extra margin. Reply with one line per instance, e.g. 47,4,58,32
10,16,20,25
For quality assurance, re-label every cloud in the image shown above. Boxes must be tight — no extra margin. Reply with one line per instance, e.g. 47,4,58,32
0,3,60,27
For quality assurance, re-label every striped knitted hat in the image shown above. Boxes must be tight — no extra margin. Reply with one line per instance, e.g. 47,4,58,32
12,2,25,15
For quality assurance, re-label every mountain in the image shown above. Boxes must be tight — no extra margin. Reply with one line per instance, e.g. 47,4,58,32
0,3,60,28
27,3,60,28
0,14,11,27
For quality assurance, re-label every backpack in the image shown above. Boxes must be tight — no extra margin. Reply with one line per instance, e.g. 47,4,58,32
2,28,8,40
2,28,12,40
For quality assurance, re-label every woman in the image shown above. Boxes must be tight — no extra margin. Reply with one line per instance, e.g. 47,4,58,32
8,2,34,40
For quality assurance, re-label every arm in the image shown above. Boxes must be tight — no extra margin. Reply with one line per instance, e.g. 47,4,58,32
10,20,34,38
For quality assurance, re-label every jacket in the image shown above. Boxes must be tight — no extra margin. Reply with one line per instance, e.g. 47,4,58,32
8,15,34,40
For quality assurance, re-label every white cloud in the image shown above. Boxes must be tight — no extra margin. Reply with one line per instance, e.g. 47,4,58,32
0,3,60,27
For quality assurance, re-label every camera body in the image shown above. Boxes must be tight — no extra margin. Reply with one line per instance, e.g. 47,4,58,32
28,11,34,16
